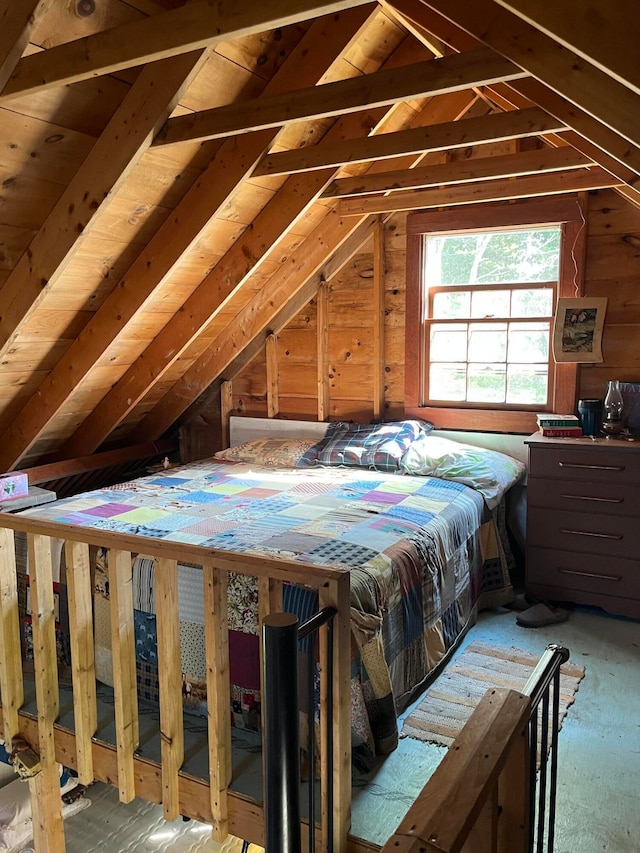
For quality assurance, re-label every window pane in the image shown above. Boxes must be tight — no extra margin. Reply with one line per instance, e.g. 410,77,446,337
506,365,549,405
511,288,554,317
508,323,550,362
467,364,506,402
429,363,467,400
430,323,467,361
468,323,507,362
425,227,561,286
471,289,510,318
432,290,470,318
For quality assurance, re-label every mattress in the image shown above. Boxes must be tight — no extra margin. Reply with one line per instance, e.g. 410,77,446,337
21,459,513,757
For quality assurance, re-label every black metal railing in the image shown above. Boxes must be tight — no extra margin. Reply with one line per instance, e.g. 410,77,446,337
262,606,337,853
522,643,570,853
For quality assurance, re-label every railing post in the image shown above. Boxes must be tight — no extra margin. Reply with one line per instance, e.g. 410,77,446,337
262,612,301,853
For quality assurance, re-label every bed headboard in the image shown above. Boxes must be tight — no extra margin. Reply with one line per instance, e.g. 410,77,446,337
229,416,528,465
230,416,329,445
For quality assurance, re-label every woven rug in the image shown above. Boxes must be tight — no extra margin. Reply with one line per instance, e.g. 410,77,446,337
401,641,585,748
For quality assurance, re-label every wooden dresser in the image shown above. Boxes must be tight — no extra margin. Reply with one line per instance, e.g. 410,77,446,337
526,434,640,619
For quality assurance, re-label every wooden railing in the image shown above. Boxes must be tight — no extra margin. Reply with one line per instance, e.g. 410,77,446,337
0,513,351,853
381,688,531,853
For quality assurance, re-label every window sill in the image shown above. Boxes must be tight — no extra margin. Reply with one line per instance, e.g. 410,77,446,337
405,406,538,434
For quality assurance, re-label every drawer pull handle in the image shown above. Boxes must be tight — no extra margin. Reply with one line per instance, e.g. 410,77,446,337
560,528,623,540
558,462,625,471
560,494,624,504
557,567,622,582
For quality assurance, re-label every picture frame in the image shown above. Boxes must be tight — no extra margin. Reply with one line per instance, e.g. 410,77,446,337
552,297,607,363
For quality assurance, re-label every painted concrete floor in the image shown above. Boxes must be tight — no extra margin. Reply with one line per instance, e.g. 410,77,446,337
453,605,640,853
10,604,639,851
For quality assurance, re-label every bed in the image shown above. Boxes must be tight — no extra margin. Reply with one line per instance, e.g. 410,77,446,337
0,415,525,849
19,418,521,754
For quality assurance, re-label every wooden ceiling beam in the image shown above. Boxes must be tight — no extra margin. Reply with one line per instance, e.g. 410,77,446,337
121,97,488,441
0,0,52,92
390,2,640,205
324,146,593,197
491,0,640,97
128,210,380,443
0,49,208,365
0,0,374,102
255,107,565,176
0,7,377,471
418,0,640,155
155,48,526,146
337,167,620,215
59,34,468,458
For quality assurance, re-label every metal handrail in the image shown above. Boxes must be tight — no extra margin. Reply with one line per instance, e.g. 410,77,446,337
521,643,570,853
262,606,337,853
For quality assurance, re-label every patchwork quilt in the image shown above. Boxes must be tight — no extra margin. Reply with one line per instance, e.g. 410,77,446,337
23,459,513,757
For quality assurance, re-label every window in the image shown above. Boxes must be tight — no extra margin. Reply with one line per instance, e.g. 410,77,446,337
405,197,585,433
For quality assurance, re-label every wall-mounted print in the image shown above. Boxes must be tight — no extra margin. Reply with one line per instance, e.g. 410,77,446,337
552,297,607,363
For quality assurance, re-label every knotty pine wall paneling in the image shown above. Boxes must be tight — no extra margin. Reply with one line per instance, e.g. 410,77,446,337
229,188,640,428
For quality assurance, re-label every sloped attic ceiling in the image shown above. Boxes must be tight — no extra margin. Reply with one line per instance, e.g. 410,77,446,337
0,0,638,471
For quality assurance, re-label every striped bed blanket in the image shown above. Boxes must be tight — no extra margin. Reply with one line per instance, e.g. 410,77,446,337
21,459,513,759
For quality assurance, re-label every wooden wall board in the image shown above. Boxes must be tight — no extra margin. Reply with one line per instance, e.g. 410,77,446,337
0,224,35,270
586,277,640,325
0,171,64,230
586,188,640,236
0,110,95,183
82,197,173,248
179,52,269,114
1,75,129,137
214,24,309,83
30,0,147,47
586,233,640,280
116,151,206,207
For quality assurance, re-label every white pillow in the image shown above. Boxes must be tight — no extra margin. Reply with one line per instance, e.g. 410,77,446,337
400,434,525,510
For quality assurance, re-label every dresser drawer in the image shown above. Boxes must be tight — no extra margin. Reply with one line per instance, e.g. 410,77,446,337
527,477,636,517
527,546,640,601
528,446,640,485
527,507,637,559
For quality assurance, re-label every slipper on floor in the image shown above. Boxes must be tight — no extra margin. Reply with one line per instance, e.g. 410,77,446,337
504,592,536,612
516,602,568,628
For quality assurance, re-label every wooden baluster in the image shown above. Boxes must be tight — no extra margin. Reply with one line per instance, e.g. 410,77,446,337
203,561,230,841
108,548,138,802
319,573,351,852
0,527,23,747
156,557,184,821
27,533,64,853
65,540,97,784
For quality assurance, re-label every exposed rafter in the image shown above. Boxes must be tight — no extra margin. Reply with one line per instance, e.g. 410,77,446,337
128,209,380,443
0,0,52,91
60,41,475,458
417,0,640,159
0,8,377,470
389,0,640,205
491,0,640,97
0,49,208,362
0,0,373,101
154,48,526,145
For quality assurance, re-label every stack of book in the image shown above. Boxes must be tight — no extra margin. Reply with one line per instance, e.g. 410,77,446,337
536,413,583,437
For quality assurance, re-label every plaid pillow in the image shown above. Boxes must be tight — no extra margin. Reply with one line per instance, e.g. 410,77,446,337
297,421,351,466
313,420,434,472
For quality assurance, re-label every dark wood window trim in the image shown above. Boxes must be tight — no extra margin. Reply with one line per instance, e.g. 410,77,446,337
404,195,587,433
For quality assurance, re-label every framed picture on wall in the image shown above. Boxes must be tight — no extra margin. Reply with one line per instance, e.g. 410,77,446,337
552,297,608,363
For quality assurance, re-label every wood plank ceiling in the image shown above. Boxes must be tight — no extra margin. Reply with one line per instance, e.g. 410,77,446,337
0,0,638,470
